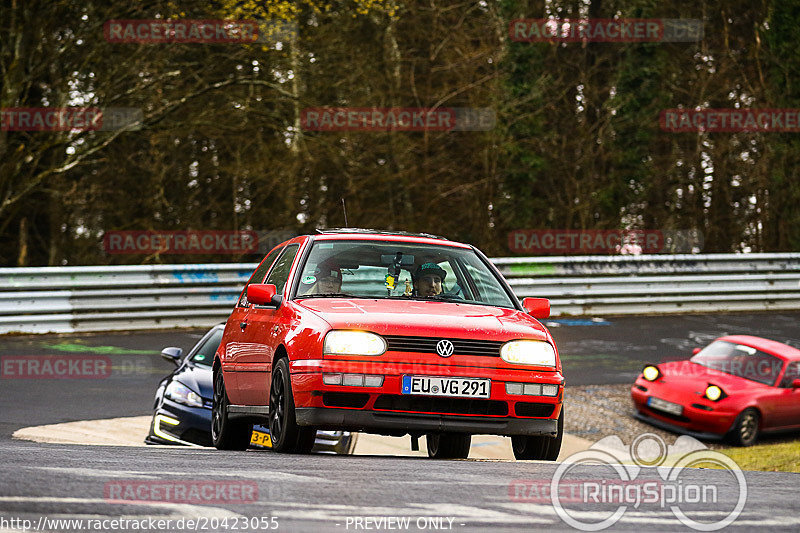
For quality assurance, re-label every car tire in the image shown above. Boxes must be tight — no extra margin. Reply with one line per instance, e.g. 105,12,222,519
212,370,253,450
269,358,316,454
511,406,564,461
729,408,760,447
335,432,359,455
426,433,471,459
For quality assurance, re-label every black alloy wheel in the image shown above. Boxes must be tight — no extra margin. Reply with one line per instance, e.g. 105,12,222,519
268,358,316,453
211,370,252,450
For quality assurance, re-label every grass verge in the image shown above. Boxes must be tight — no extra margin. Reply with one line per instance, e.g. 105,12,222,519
718,440,800,473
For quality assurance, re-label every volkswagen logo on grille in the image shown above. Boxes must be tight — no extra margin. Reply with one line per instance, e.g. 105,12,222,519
436,339,454,358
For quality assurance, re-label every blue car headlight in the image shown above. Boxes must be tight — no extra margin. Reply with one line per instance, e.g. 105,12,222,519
165,381,204,408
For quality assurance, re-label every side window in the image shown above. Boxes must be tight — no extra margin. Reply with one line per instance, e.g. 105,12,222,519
264,244,300,295
238,246,284,307
780,362,800,387
190,329,223,366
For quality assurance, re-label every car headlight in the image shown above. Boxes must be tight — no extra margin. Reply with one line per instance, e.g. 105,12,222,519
704,384,725,402
642,365,661,382
500,340,557,367
323,330,387,356
165,381,204,408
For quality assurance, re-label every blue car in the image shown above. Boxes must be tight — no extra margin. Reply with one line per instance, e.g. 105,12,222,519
145,324,357,453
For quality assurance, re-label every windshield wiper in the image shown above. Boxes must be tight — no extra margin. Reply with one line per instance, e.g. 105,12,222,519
399,294,464,302
298,293,358,298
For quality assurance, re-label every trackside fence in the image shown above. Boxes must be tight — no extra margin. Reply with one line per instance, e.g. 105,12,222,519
1,254,799,334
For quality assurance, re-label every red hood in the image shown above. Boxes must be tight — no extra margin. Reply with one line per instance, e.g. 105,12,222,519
657,360,771,393
296,298,549,342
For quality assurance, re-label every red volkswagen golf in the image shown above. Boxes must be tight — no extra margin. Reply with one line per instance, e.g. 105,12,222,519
212,229,564,459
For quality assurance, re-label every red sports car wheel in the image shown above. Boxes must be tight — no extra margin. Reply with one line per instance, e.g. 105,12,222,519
729,408,760,447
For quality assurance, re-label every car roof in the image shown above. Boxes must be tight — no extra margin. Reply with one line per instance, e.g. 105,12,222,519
717,335,800,361
311,228,471,249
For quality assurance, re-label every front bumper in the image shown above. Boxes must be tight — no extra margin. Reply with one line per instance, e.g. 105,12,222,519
145,399,212,447
295,407,558,437
289,358,563,437
630,383,736,437
632,410,726,441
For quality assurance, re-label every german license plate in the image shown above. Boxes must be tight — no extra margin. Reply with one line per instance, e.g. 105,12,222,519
250,429,272,447
647,396,683,416
401,375,490,398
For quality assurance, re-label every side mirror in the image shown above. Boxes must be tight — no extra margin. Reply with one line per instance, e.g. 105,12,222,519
692,348,702,355
247,283,281,306
522,297,550,319
792,379,800,389
160,347,183,365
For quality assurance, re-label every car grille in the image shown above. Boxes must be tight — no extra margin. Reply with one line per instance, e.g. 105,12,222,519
514,402,555,418
373,394,508,416
323,392,370,408
383,335,504,357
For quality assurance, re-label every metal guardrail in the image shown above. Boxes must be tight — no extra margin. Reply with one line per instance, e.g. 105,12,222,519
493,253,800,316
1,254,799,334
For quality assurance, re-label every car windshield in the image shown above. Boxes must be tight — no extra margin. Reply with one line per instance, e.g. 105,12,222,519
189,328,223,367
690,340,785,386
294,240,516,309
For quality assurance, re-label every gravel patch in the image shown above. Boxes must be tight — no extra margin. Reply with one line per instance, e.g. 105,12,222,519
564,384,725,450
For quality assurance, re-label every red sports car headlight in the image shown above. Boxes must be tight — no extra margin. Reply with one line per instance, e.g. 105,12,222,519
704,384,726,401
642,365,661,382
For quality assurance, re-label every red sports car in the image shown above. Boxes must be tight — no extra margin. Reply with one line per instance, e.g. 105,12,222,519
211,229,564,459
631,335,800,446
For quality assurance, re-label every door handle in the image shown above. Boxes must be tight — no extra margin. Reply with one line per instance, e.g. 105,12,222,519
240,321,248,330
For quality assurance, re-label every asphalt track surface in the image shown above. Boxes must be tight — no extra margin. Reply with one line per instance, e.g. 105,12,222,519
2,312,800,531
